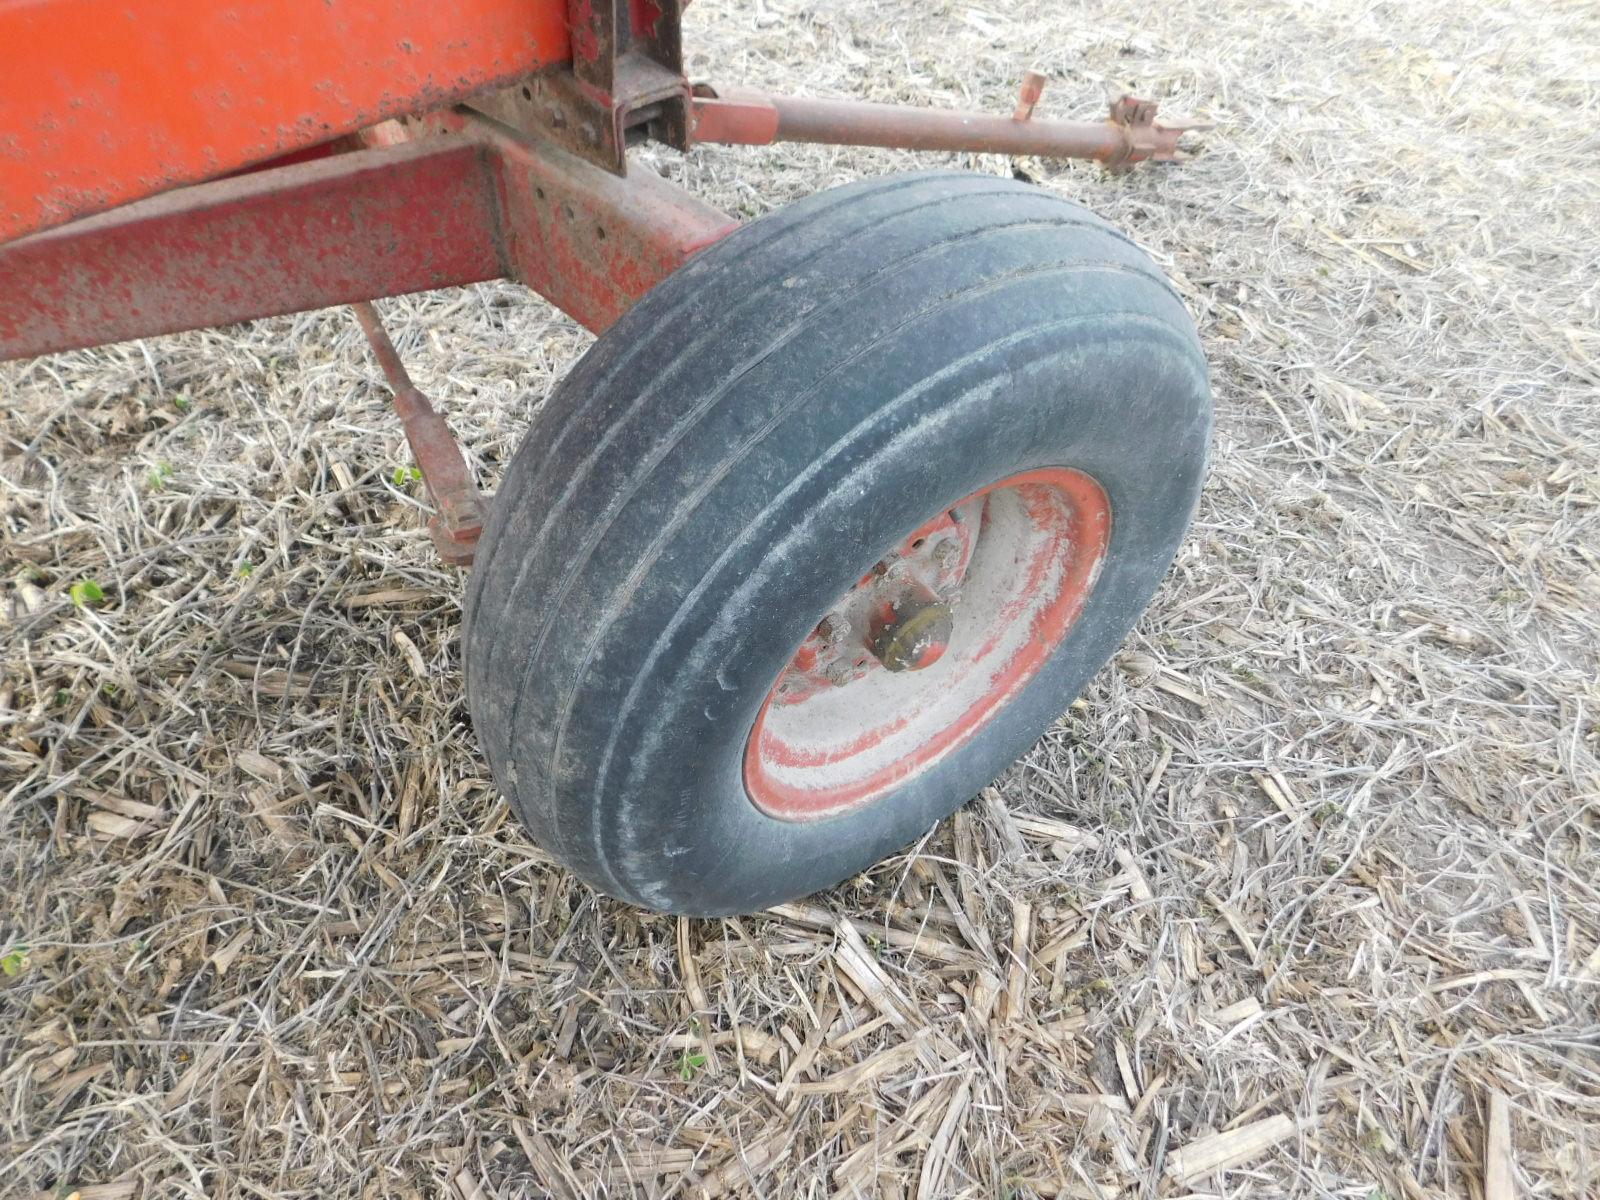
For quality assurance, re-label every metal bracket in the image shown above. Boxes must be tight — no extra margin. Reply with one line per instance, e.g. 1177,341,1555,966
1104,95,1210,173
351,301,486,566
468,0,690,174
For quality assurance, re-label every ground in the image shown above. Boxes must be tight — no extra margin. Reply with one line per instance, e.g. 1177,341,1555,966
3,1,1598,1197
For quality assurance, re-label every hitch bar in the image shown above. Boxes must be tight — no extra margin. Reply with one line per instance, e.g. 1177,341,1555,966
690,79,1207,171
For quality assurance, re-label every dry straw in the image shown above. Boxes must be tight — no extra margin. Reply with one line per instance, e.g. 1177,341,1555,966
3,0,1597,1195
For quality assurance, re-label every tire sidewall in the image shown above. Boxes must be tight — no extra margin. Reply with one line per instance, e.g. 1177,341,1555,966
586,319,1209,914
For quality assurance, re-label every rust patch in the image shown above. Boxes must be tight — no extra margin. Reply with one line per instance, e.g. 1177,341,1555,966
0,0,572,245
0,139,504,360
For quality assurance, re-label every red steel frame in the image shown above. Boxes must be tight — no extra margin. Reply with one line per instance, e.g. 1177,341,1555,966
1,0,1200,357
0,0,1201,562
0,114,738,359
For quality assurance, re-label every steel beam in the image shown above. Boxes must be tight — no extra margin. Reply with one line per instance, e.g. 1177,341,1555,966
0,115,739,361
0,139,506,361
477,117,738,333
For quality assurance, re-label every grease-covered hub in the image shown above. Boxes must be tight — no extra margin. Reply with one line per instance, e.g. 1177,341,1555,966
744,467,1112,820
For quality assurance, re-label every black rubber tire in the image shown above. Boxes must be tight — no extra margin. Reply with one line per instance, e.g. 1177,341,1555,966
464,172,1210,915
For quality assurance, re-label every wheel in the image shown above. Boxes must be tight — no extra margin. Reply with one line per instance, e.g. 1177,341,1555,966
464,172,1210,915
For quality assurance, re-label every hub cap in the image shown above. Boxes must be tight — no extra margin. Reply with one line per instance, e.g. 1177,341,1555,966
743,467,1112,820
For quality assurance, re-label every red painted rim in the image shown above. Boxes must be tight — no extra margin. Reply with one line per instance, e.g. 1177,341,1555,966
743,466,1112,820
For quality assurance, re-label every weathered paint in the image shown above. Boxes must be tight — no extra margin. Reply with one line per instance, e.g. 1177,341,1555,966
691,87,1203,167
0,0,571,244
480,116,738,334
0,137,506,359
0,113,738,361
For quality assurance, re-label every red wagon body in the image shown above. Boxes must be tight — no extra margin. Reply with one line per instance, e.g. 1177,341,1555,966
1,0,1198,361
1,1,1212,914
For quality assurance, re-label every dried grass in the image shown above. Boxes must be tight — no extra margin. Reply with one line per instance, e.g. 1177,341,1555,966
3,0,1598,1196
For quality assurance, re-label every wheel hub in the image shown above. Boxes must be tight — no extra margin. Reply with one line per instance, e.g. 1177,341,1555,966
745,466,1112,820
869,587,952,673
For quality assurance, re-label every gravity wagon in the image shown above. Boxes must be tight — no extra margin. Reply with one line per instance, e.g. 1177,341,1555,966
0,0,1212,914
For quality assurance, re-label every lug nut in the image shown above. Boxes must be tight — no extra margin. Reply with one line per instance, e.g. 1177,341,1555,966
933,538,961,567
827,659,855,686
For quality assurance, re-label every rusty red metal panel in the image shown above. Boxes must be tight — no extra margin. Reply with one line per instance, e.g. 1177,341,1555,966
0,115,740,360
0,0,571,245
0,139,506,361
474,116,739,333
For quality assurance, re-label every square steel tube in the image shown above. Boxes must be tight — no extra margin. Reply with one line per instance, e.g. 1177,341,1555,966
0,117,738,361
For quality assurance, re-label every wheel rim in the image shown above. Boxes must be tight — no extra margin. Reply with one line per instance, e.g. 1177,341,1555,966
743,466,1112,820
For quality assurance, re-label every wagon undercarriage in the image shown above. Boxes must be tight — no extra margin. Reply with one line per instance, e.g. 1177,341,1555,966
1,0,1212,913
1,0,1201,567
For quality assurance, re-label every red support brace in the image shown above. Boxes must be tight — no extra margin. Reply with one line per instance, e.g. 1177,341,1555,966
0,115,739,362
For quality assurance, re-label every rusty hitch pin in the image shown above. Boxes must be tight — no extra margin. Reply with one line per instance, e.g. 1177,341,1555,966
1013,70,1047,122
351,301,486,567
